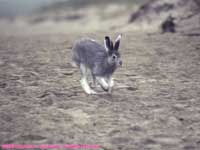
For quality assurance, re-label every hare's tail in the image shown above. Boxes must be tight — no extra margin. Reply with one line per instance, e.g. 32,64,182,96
71,61,79,68
71,45,80,68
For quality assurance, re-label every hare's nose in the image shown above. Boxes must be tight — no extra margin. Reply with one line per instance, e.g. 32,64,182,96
119,60,122,66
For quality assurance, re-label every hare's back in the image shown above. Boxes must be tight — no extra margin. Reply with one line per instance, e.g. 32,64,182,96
72,38,106,66
75,38,105,53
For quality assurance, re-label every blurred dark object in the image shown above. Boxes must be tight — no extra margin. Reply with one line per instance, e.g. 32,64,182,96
128,0,200,33
161,15,176,33
129,0,174,23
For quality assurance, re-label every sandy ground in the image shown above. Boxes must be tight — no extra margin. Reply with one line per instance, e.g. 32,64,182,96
0,12,200,150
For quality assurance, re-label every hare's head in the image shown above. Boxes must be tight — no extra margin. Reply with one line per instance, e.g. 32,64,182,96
104,34,122,67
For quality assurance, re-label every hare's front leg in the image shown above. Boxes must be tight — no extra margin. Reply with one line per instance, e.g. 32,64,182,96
80,64,97,94
107,77,114,94
96,77,109,92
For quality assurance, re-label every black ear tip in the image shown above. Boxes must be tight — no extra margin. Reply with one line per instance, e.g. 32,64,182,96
105,36,110,40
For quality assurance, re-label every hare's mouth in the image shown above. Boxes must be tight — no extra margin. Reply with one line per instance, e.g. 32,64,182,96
116,60,122,67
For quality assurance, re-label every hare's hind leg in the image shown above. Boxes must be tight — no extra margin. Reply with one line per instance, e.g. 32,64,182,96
91,74,97,88
80,64,97,94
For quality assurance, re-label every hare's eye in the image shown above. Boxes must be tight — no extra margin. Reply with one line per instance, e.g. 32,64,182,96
112,55,116,59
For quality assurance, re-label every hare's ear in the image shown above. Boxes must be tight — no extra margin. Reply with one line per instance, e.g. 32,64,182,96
110,41,114,51
114,34,122,51
104,36,111,52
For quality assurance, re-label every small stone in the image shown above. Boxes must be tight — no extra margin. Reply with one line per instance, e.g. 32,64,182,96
63,71,74,76
126,87,137,91
111,137,130,144
0,82,7,88
168,116,182,126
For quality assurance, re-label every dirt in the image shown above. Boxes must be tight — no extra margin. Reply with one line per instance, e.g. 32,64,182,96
0,1,200,150
0,27,200,150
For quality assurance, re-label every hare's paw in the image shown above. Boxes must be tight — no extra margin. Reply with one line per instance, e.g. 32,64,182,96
100,84,109,92
96,77,109,91
80,78,97,95
90,89,97,95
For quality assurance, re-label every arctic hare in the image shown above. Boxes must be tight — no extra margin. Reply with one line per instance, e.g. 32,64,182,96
72,34,122,94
